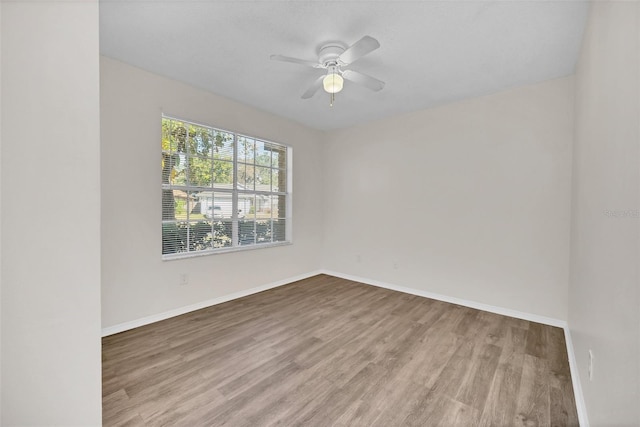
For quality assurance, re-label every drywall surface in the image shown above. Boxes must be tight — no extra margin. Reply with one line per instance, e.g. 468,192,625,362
100,57,324,328
0,2,3,421
1,1,102,425
569,2,640,425
323,77,574,321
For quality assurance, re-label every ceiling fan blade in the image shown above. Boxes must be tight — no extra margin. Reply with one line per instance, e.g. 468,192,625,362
270,54,321,68
342,70,385,92
301,75,325,99
338,36,380,65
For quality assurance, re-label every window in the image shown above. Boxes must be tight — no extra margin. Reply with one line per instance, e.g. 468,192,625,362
161,116,291,258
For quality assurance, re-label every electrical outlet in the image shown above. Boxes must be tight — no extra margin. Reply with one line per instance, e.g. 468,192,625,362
179,273,189,286
393,262,399,270
588,350,594,381
356,254,362,263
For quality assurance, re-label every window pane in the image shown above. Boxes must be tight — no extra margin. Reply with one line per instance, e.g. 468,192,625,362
171,122,188,153
162,120,175,189
185,124,210,157
238,136,255,163
237,163,255,190
192,191,212,220
161,189,176,221
213,131,234,160
255,194,271,219
188,156,213,187
238,194,255,220
213,220,233,248
164,153,186,186
272,219,286,242
199,193,233,219
162,222,182,254
256,220,271,243
173,190,191,220
255,140,271,166
238,220,255,245
188,126,214,157
188,220,213,252
255,166,271,191
162,117,187,185
215,194,234,219
213,160,233,189
271,195,286,218
162,118,173,154
272,169,286,192
271,144,286,169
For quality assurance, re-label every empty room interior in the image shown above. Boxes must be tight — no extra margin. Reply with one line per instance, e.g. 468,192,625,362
1,0,639,426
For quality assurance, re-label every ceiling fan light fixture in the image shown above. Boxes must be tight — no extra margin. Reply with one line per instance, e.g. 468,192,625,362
271,35,383,101
323,72,344,94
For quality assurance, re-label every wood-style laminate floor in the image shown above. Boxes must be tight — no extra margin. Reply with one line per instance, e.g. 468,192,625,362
102,274,579,426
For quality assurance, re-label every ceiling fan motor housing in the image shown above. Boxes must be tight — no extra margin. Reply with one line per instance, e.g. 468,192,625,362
318,44,346,67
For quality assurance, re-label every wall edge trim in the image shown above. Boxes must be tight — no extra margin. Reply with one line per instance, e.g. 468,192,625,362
563,327,590,427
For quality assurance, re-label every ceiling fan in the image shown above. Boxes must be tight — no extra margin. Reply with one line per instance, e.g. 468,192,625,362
270,36,385,106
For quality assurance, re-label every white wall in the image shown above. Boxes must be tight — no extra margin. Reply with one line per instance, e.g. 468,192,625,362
0,1,3,421
569,2,640,426
323,77,574,321
0,1,102,425
100,57,324,329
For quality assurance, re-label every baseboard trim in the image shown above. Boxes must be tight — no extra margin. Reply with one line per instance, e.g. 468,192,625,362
563,327,590,427
101,270,323,337
320,269,567,328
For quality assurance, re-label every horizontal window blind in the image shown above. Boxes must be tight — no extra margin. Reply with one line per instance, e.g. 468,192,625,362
161,116,291,258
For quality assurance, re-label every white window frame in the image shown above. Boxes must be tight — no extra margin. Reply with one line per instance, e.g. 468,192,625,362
161,115,292,260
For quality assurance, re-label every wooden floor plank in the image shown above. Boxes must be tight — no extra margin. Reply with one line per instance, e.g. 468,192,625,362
525,322,547,359
102,274,578,426
516,354,552,427
477,326,527,426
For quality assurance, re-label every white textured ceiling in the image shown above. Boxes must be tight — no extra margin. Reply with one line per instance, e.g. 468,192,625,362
100,1,589,131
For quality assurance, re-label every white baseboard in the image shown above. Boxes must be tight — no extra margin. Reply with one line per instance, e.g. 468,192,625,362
563,327,590,427
101,270,323,337
320,269,567,328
